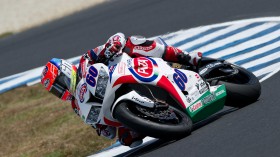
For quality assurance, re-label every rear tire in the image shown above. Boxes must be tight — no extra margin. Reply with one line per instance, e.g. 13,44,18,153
210,63,261,108
113,102,192,139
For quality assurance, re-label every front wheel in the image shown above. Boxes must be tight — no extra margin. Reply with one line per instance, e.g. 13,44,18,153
113,102,192,139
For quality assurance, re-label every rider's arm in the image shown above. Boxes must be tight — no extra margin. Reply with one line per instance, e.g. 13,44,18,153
79,33,126,65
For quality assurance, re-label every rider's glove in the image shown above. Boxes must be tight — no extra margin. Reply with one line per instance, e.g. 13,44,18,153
106,41,123,53
105,33,126,54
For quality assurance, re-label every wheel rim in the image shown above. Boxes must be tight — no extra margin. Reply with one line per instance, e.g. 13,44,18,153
128,105,183,125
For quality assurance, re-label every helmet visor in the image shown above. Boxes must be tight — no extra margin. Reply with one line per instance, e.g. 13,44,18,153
49,73,71,100
49,82,65,98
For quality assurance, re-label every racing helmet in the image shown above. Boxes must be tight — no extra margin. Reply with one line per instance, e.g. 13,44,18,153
41,58,77,101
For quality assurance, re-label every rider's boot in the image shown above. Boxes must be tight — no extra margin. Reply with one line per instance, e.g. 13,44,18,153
177,51,202,66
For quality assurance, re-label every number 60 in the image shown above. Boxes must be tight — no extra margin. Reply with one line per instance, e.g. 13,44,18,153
173,69,188,91
86,66,98,87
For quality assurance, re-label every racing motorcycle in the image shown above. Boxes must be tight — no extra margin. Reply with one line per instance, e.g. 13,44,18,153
76,45,261,139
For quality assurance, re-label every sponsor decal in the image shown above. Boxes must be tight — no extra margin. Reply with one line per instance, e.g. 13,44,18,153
195,83,199,90
199,68,208,75
195,81,208,94
199,87,208,94
118,62,126,75
127,59,132,68
61,60,72,77
195,73,200,79
202,93,216,104
135,45,154,51
136,59,152,77
186,96,192,103
216,89,225,97
128,57,159,82
44,79,50,87
132,96,144,104
79,83,87,103
200,62,222,75
189,101,203,112
192,90,200,98
206,62,222,69
70,67,77,94
200,81,206,88
109,65,117,82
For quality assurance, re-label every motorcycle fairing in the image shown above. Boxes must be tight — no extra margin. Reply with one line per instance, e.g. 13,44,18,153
76,53,227,127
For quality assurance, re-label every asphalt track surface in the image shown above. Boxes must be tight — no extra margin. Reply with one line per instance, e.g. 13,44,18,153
1,0,280,78
0,0,279,157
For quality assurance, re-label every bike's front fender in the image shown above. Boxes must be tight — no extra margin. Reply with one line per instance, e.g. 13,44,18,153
111,90,155,118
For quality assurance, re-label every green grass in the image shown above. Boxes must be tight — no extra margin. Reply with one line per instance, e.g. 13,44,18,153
0,32,13,39
0,84,114,157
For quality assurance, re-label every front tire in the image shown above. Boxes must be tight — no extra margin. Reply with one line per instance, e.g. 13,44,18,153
113,102,192,139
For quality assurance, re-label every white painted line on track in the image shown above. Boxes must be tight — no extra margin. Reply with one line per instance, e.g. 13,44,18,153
229,39,280,63
260,66,280,82
242,52,280,68
252,62,280,77
205,23,278,58
179,23,251,50
88,137,156,157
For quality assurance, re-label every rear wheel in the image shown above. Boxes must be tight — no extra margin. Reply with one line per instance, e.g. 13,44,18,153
204,62,261,108
113,101,192,139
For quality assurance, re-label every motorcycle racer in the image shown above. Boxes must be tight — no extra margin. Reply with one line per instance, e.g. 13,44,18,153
41,33,202,148
76,33,202,147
